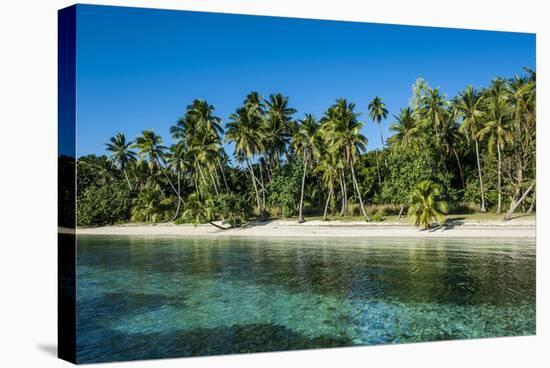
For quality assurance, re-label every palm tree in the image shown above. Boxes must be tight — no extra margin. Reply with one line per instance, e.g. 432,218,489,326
368,96,389,148
315,151,341,220
440,108,465,187
171,100,227,202
133,130,182,203
292,114,321,223
508,75,535,210
408,180,449,229
421,87,449,173
321,105,348,216
170,115,200,194
323,99,370,221
243,92,269,208
368,96,389,184
389,107,418,147
188,130,223,197
264,93,296,170
167,142,191,220
133,130,167,171
170,115,197,146
421,87,447,136
477,93,513,214
105,133,136,190
225,104,265,219
187,99,223,139
244,91,265,114
131,188,164,223
181,193,215,226
456,86,487,212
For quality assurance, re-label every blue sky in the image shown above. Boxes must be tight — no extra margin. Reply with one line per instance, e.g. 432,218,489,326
74,4,535,159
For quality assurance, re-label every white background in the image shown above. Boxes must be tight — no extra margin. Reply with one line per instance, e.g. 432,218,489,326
0,0,548,366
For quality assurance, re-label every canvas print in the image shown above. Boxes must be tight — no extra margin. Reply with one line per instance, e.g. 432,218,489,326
58,4,536,364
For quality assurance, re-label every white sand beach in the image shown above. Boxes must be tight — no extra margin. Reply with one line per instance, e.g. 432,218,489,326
74,217,536,238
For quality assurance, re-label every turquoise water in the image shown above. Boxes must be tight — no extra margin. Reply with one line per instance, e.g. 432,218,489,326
76,236,535,363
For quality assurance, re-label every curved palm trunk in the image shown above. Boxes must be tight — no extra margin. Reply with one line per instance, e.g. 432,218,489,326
338,172,345,216
323,188,333,221
440,152,449,176
527,190,536,214
259,163,266,210
298,152,308,223
209,170,219,196
374,153,382,186
505,183,534,220
497,143,502,214
217,159,230,192
171,169,182,221
123,168,133,190
158,185,166,199
475,140,487,212
339,169,348,216
343,171,348,214
213,166,222,190
156,158,184,203
264,155,273,183
248,161,263,220
452,148,465,188
197,164,208,187
193,175,200,197
378,122,388,168
350,160,370,221
207,221,231,230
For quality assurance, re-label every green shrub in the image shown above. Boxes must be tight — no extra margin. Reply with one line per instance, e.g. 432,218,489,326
371,213,383,222
217,193,251,227
77,182,133,226
267,164,301,218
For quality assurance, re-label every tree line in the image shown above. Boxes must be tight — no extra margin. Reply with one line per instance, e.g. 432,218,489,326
74,68,535,228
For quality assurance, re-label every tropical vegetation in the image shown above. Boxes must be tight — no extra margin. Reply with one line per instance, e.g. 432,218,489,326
73,69,536,228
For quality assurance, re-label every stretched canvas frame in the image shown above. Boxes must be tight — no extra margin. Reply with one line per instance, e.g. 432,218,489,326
58,4,536,364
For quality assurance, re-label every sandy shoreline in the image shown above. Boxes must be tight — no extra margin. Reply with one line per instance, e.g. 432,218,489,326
72,218,536,238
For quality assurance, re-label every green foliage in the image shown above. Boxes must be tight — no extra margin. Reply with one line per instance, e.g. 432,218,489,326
59,155,76,228
357,151,379,201
77,155,118,193
408,180,449,229
217,193,252,227
179,194,215,225
130,189,173,223
371,213,383,222
267,163,301,218
73,69,535,226
77,182,133,226
382,146,441,205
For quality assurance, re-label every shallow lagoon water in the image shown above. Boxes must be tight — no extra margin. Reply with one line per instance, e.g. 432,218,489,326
76,235,535,363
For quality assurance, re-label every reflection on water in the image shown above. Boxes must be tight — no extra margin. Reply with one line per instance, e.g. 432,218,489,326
76,236,535,363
